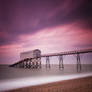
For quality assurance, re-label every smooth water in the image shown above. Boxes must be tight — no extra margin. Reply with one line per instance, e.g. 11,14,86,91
0,64,92,91
0,64,92,81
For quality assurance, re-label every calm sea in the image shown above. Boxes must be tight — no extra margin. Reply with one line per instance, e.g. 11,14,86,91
0,64,92,91
0,64,92,81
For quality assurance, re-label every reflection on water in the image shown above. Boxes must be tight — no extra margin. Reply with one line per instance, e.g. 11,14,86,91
0,64,92,91
0,64,92,80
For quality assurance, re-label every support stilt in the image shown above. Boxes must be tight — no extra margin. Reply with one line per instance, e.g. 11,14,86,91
15,64,17,68
76,53,81,72
32,61,35,68
25,59,29,68
39,57,41,68
19,63,21,68
46,56,50,68
59,55,64,69
20,62,22,68
23,61,26,68
35,58,38,68
29,58,32,68
22,61,24,68
36,57,41,68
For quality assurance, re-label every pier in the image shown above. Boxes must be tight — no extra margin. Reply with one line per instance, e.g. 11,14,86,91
10,48,92,71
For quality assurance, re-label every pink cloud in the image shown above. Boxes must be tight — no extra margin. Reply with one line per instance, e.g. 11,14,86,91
0,44,22,64
0,23,92,64
19,23,92,54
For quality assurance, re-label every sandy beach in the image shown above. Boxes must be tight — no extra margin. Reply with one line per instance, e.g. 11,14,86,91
4,76,92,92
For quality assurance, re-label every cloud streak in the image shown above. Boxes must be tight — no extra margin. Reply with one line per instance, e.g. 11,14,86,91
0,0,92,45
0,0,92,64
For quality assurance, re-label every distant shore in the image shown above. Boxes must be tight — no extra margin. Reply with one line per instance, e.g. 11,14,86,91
4,76,92,92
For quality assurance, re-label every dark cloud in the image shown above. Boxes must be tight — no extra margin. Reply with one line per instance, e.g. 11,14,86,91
0,0,92,46
46,0,92,29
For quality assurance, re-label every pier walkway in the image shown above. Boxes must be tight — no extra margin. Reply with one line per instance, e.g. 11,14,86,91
10,48,92,71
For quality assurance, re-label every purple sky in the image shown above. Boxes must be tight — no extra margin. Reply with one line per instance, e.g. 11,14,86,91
0,0,92,64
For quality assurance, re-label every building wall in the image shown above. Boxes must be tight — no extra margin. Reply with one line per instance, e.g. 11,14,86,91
20,49,41,60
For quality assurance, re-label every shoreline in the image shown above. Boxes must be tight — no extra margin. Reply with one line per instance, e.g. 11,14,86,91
0,65,92,92
4,76,92,92
1,72,92,92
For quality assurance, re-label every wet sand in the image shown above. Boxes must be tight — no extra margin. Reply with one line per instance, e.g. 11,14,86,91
4,76,92,92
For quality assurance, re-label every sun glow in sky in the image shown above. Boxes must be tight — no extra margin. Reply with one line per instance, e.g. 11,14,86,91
0,0,92,64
